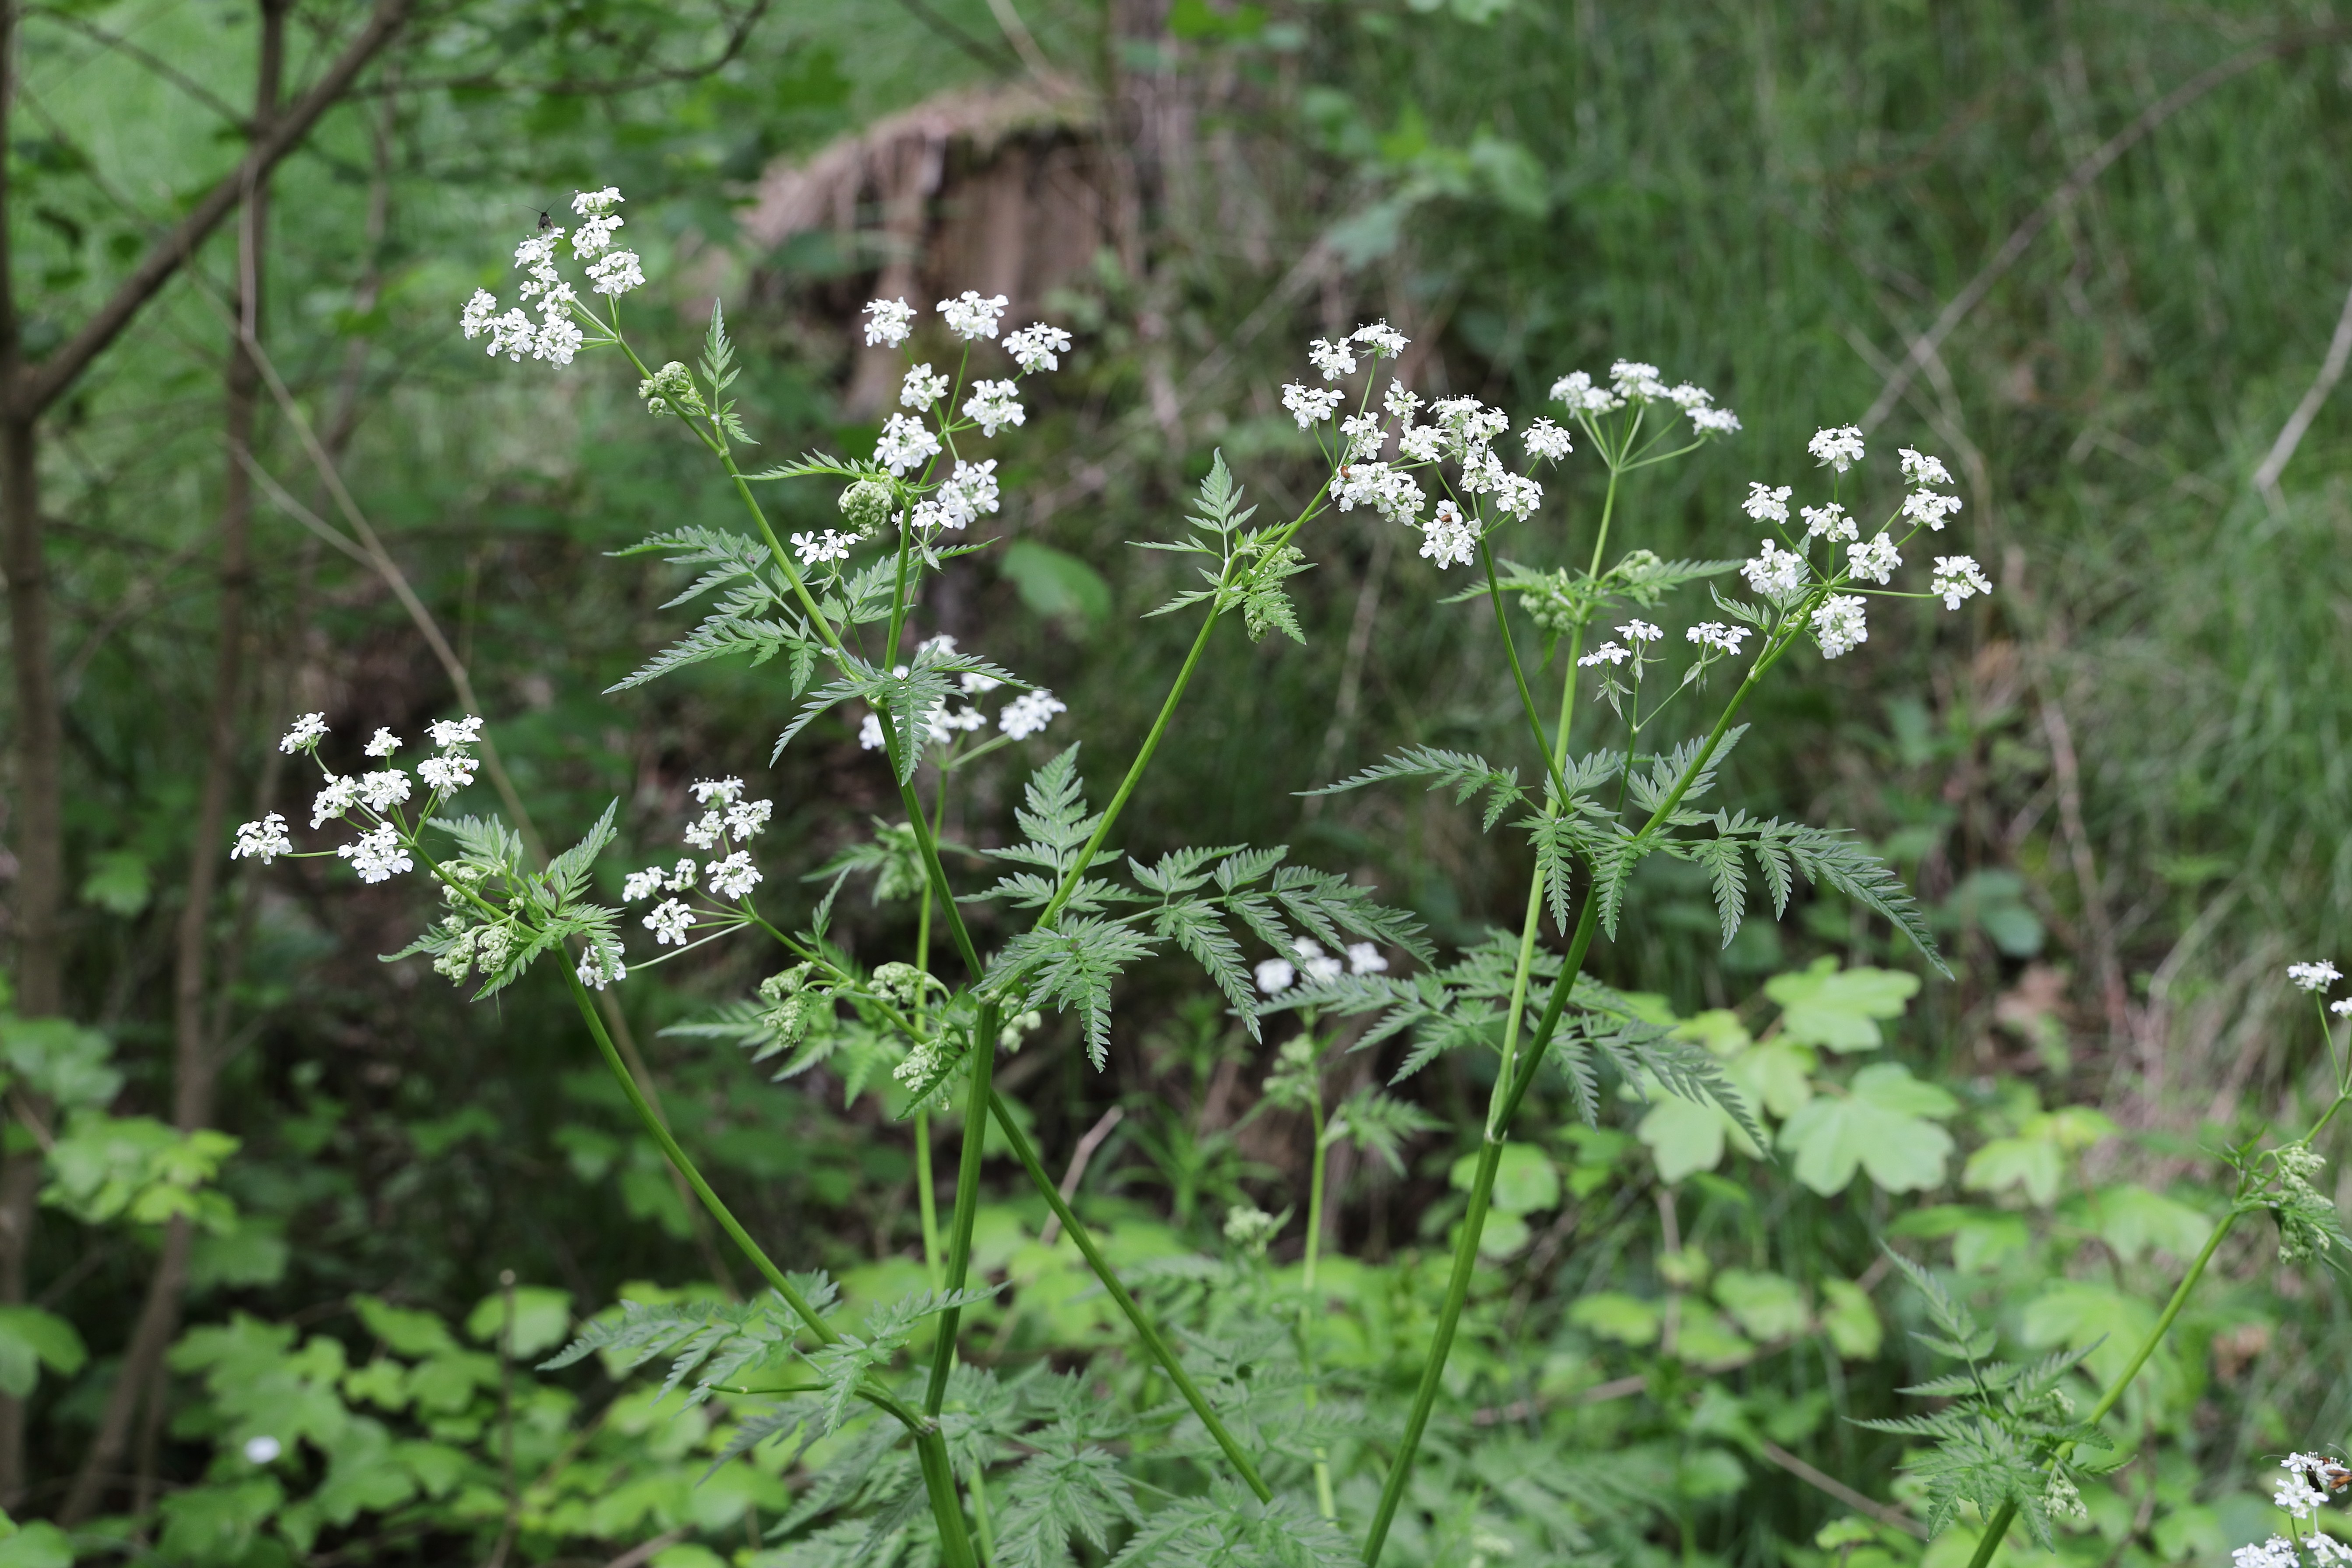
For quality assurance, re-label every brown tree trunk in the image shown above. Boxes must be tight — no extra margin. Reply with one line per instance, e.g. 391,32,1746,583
58,0,286,1523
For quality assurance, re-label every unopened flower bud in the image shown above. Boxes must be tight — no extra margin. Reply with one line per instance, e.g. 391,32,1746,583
838,479,893,536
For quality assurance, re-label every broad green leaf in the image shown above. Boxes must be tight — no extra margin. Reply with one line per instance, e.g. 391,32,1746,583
354,1296,458,1359
1713,1269,1809,1342
2020,1281,2172,1404
79,848,152,915
0,1521,72,1568
1765,957,1920,1052
0,1307,86,1398
465,1286,574,1359
1819,1278,1883,1358
1000,540,1112,632
1961,1137,2062,1208
0,1017,119,1109
1568,1292,1660,1346
1674,1303,1755,1370
2078,1184,2215,1265
1724,1037,1816,1121
1638,1094,1729,1182
1776,1063,1956,1194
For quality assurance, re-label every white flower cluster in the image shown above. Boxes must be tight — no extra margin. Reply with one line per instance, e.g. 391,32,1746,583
241,713,487,884
618,777,776,950
901,364,948,409
855,637,1060,752
939,290,1008,340
1686,622,1752,655
2234,1455,2352,1568
1253,937,1386,995
911,459,1000,535
460,187,640,366
2278,1455,2344,1522
1004,322,1072,373
961,379,1024,438
1811,594,1869,659
1808,425,1866,473
791,529,856,566
875,412,943,478
1548,362,1739,431
1930,554,1991,610
2290,960,2342,992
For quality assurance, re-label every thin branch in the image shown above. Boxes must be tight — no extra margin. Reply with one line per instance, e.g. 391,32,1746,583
1861,25,2352,431
26,5,251,130
13,0,410,419
1759,1441,1930,1540
893,0,1021,74
350,0,773,98
1037,1105,1124,1247
2252,275,2352,506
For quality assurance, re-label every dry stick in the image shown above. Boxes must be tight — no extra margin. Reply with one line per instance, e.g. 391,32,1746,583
224,330,738,1293
1861,25,2352,431
2252,274,2352,507
1760,1441,1929,1540
1038,1105,1124,1247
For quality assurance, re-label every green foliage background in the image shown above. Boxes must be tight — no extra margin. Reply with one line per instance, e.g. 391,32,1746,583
7,0,2352,1562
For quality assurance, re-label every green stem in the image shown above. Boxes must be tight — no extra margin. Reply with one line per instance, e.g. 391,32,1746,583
914,1428,981,1568
1960,1208,2240,1568
986,1087,1273,1501
916,782,951,1290
1480,542,1571,801
1303,1084,1337,1522
925,999,999,1415
1365,633,1792,1566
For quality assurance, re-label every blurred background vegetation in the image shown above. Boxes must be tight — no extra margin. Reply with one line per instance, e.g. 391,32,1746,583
6,0,2352,1561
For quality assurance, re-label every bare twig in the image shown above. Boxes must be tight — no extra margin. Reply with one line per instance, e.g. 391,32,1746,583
1861,26,2352,430
1759,1440,1929,1539
602,1527,691,1568
26,5,250,129
1038,1105,1125,1247
2252,275,2352,507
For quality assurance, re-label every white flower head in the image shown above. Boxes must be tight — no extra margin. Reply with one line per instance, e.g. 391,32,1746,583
1610,360,1667,399
1930,554,1992,611
461,290,500,341
858,712,886,751
2290,961,2342,992
791,529,855,567
1490,471,1543,521
926,459,1000,531
900,363,949,409
1903,490,1965,530
1550,370,1621,415
231,814,293,865
1254,957,1296,995
874,412,943,477
244,1435,283,1466
1383,379,1423,420
281,713,328,753
417,754,478,794
1281,382,1344,428
576,944,626,991
427,716,484,749
1689,406,1743,434
1620,619,1663,643
1742,483,1792,525
1687,622,1752,655
363,727,402,758
1900,448,1953,487
682,810,724,850
999,689,1067,740
2334,999,2352,1017
359,770,412,812
622,865,667,903
1308,337,1357,381
726,798,773,839
1802,502,1858,542
311,774,359,829
1419,498,1476,569
1808,425,1866,473
706,851,762,901
666,858,697,891
644,897,695,947
1812,593,1869,658
1340,412,1384,461
1578,642,1631,668
2236,1538,2303,1568
1346,942,1388,975
961,379,1024,438
1004,322,1072,373
572,186,623,219
863,297,915,348
938,290,1009,341
1742,539,1810,603
691,777,743,805
585,250,644,297
338,823,412,884
1352,320,1409,358
1522,417,1575,463
1847,533,1901,585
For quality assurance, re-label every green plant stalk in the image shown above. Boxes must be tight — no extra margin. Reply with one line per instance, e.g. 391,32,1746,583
1302,1082,1338,1522
914,1430,981,1568
915,783,950,1290
986,1086,1274,1501
1364,630,1793,1564
1959,1208,2239,1568
924,996,999,1415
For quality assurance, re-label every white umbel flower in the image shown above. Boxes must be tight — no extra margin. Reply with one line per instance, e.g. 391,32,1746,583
1351,320,1409,357
1282,383,1343,427
1930,554,1992,610
725,798,773,838
281,713,328,753
1292,937,1344,984
1899,448,1953,487
1742,483,1792,524
1689,406,1742,433
1308,337,1357,381
1903,490,1964,530
706,851,762,901
938,290,1009,340
1687,622,1752,655
1812,594,1869,658
1550,370,1621,414
1419,499,1476,569
427,716,484,749
1254,957,1296,994
339,823,412,884
1004,322,1072,372
2235,1538,2301,1568
1847,533,1901,585
585,250,644,297
1742,540,1810,603
576,944,626,990
644,897,695,946
1346,942,1388,975
364,727,402,758
1620,619,1663,643
1802,502,1857,542
1578,642,1631,668
417,754,479,794
692,777,743,805
231,814,293,864
1522,417,1575,462
864,297,915,347
1808,425,1866,473
312,774,359,829
623,865,667,903
961,379,1024,437
999,689,1067,740
359,770,412,812
875,412,943,477
2289,961,2341,992
791,529,854,566
901,364,949,409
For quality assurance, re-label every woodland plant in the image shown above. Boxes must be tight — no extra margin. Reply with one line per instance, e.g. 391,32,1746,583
230,184,1999,1562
